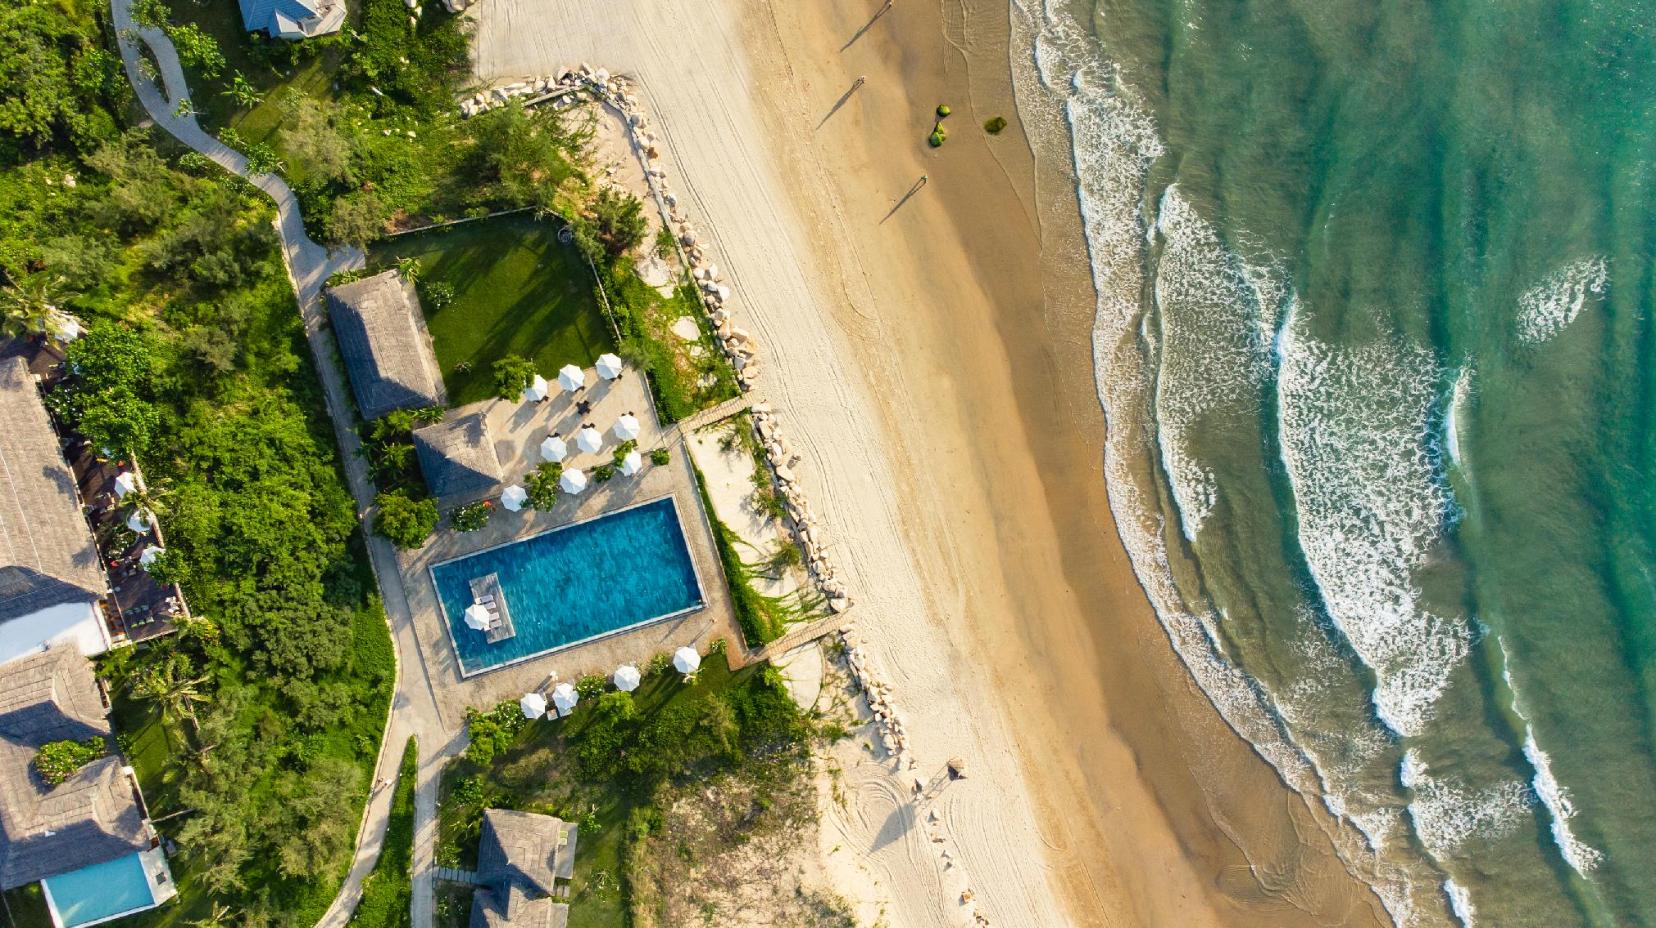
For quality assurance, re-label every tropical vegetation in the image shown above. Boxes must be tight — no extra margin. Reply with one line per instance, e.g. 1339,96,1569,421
33,737,105,785
347,737,418,928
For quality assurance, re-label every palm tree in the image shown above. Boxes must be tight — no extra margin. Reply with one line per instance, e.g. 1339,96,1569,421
221,72,262,108
1,273,75,342
190,903,237,928
133,657,211,744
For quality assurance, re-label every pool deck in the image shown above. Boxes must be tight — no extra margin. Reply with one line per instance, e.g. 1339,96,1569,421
392,365,745,717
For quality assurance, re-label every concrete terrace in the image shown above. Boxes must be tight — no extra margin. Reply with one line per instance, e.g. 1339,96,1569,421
396,368,743,717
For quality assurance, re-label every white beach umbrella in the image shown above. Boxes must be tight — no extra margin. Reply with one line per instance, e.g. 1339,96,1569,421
551,682,579,715
576,426,603,454
464,603,492,631
520,374,549,403
126,508,153,534
618,450,642,477
539,434,568,463
49,312,82,343
612,414,641,442
595,353,624,380
673,646,701,675
138,546,164,570
500,484,528,512
613,664,641,692
559,468,588,494
519,692,547,719
113,472,138,498
557,364,586,393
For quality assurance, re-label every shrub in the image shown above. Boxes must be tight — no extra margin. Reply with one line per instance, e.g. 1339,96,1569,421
525,461,562,510
588,186,647,256
492,354,539,401
375,490,437,549
928,125,947,148
34,738,105,785
420,279,455,310
936,104,951,118
650,447,670,466
464,701,526,765
575,674,607,699
450,500,492,532
592,463,616,483
612,439,637,464
983,115,1008,135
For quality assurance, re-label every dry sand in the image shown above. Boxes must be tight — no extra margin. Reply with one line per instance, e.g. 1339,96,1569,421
470,0,1390,925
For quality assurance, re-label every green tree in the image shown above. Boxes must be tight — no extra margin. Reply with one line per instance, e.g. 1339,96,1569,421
375,489,437,549
222,72,262,108
524,461,562,510
327,191,387,246
133,655,211,744
280,96,353,183
166,24,226,78
0,273,71,340
33,737,105,785
491,353,538,400
588,186,647,256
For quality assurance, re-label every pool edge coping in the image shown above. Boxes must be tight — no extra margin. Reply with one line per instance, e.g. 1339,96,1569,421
427,493,708,679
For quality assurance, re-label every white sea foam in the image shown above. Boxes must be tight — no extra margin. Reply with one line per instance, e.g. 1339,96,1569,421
1276,329,1470,736
1445,366,1473,469
1444,879,1476,927
1399,750,1531,859
1516,257,1608,344
1498,640,1603,874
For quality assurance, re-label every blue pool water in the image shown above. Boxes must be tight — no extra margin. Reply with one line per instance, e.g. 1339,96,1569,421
431,497,704,675
43,853,155,928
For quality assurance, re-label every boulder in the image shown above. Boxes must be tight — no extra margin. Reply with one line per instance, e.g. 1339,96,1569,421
830,596,851,613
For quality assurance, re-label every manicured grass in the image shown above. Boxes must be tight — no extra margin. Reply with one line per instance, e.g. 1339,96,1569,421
348,737,418,928
368,214,615,406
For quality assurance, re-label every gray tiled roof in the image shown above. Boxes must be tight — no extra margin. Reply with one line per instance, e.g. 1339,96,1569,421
326,270,445,421
0,645,147,890
413,412,502,499
0,356,106,624
469,810,575,928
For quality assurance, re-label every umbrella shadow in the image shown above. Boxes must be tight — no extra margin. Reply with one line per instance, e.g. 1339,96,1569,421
880,175,929,225
842,1,894,51
817,78,867,129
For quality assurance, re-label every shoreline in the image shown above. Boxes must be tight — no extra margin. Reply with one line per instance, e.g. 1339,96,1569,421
469,0,1387,924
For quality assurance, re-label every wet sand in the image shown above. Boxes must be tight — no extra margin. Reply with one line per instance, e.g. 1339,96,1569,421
470,0,1389,923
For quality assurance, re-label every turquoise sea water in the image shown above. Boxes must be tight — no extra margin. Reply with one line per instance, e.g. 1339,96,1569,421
431,498,703,674
1012,0,1656,924
42,853,156,927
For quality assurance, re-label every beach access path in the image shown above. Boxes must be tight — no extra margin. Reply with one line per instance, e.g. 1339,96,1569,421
108,8,461,928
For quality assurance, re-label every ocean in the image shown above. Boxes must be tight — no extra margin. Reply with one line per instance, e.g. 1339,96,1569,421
1008,0,1656,925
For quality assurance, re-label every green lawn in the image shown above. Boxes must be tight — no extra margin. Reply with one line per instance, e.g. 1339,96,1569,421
368,214,615,406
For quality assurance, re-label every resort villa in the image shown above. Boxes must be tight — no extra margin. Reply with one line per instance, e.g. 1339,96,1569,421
236,0,345,39
0,354,175,927
0,356,113,666
328,270,446,422
414,412,505,502
468,810,578,928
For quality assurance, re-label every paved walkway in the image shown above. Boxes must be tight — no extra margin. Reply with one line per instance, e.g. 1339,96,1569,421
108,8,462,928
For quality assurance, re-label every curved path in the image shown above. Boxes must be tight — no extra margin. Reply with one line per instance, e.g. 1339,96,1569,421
109,8,460,928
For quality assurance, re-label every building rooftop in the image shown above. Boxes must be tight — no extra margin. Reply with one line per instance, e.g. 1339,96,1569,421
0,645,147,891
469,809,576,928
414,412,504,500
327,271,445,422
0,357,106,626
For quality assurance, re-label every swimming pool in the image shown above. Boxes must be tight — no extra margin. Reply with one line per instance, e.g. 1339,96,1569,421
431,496,705,675
41,853,158,928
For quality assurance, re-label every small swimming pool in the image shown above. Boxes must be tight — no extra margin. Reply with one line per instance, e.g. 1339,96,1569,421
431,496,704,675
42,853,157,928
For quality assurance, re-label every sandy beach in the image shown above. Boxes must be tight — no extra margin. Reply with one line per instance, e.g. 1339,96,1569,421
470,0,1390,924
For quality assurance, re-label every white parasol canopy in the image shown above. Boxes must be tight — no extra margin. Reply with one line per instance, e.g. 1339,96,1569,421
540,434,568,463
613,664,641,692
595,353,624,380
612,414,641,442
519,692,547,719
618,450,642,477
126,509,153,534
113,472,138,498
520,374,549,403
558,364,586,393
559,468,588,494
464,603,492,630
551,682,579,715
500,484,528,511
139,546,164,569
49,313,82,343
673,646,701,675
576,426,603,454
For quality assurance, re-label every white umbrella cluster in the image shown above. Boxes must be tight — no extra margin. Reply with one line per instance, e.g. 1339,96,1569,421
612,414,640,442
618,450,642,477
576,425,603,455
